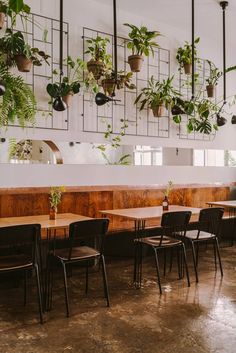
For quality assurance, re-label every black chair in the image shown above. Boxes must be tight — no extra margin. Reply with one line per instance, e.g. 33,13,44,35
0,224,43,324
134,211,192,294
46,218,110,317
184,207,224,282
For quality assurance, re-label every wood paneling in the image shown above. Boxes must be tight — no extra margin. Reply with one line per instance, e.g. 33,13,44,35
0,184,233,230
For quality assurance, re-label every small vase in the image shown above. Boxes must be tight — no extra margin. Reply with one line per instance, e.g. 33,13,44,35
162,196,169,211
49,208,57,220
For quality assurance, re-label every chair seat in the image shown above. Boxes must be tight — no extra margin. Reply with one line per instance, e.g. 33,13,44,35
135,235,182,247
185,230,215,240
0,255,33,271
55,246,100,261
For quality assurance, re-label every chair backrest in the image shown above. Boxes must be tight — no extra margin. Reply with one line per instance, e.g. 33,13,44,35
0,224,41,263
156,211,192,246
67,218,109,260
198,207,224,236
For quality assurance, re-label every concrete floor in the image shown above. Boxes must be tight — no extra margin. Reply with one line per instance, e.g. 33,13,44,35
0,246,236,353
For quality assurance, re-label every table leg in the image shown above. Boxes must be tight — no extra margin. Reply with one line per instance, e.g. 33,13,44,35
134,220,145,289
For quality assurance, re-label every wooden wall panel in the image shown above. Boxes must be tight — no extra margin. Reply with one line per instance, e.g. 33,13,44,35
0,185,232,230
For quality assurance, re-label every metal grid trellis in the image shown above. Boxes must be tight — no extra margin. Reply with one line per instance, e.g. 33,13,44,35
178,58,216,141
6,12,69,131
82,27,170,138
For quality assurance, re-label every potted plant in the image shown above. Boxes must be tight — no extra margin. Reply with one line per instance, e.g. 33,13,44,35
176,37,200,75
206,60,236,98
101,68,135,96
124,23,161,73
0,29,50,72
162,180,173,211
49,186,65,220
172,97,219,134
0,61,36,128
135,75,180,117
0,1,7,29
47,56,99,106
0,0,30,29
85,36,111,80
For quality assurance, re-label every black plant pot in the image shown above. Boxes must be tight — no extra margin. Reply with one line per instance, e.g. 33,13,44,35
231,115,236,124
171,105,185,115
95,92,112,106
53,96,67,111
216,114,227,127
0,81,6,96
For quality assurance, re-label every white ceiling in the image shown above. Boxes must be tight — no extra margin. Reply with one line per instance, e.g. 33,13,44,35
94,0,236,35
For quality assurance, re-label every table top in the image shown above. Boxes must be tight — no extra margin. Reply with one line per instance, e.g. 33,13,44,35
206,200,236,208
100,205,201,221
0,213,92,230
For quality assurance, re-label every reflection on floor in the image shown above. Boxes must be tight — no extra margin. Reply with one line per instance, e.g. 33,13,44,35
0,246,236,353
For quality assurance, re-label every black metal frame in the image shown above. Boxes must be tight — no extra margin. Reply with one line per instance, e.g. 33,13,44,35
7,12,69,131
82,27,170,139
177,58,216,141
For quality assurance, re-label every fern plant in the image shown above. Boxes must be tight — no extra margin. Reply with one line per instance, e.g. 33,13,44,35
0,62,36,127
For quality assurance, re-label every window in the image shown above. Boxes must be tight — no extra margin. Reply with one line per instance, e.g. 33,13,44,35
134,146,163,166
193,149,226,167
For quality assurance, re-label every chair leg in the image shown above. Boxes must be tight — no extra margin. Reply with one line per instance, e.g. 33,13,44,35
182,244,190,288
153,248,162,295
85,262,89,296
191,241,199,283
177,248,182,279
213,240,217,271
196,242,199,268
169,248,173,273
24,270,28,306
133,241,138,284
100,255,110,307
34,264,43,324
215,238,223,277
61,262,70,317
163,250,166,277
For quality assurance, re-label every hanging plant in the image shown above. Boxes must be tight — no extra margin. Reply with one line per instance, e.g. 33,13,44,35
0,62,36,128
85,36,111,80
124,23,161,73
0,0,31,29
101,68,135,96
135,76,180,117
172,97,220,134
47,56,98,107
0,29,50,72
176,37,200,75
206,60,236,98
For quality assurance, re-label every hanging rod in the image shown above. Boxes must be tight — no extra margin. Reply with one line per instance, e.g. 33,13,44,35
191,0,195,100
220,1,228,104
59,0,63,81
113,0,118,83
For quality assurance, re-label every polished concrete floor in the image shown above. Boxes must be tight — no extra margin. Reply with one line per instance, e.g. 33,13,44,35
1,245,236,353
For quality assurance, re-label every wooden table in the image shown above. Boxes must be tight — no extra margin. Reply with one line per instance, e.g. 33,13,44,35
101,205,201,231
0,213,92,238
206,201,236,217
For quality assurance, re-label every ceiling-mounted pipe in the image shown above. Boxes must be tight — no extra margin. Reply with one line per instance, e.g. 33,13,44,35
113,0,118,84
220,1,228,104
216,1,228,126
53,0,67,111
191,0,195,100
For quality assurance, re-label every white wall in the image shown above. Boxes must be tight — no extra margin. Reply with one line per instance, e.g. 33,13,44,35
0,164,235,188
0,0,236,186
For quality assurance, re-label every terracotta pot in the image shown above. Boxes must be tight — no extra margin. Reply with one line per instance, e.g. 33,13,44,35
49,208,57,220
62,92,74,107
183,63,192,75
152,105,165,117
14,55,32,72
128,55,144,73
206,84,215,98
0,12,5,29
102,79,116,96
87,60,104,80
